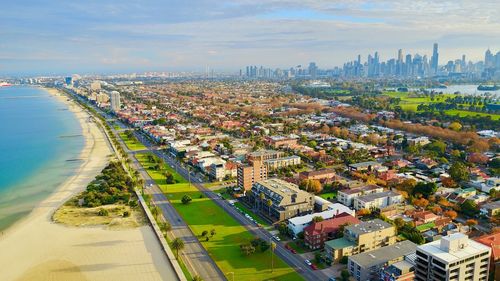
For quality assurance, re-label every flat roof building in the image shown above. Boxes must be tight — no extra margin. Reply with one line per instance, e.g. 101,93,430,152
348,240,417,281
415,233,491,281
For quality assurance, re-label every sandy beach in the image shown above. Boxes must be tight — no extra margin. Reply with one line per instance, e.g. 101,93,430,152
0,89,175,281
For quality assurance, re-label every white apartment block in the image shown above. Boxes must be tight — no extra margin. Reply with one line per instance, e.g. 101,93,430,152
415,233,491,281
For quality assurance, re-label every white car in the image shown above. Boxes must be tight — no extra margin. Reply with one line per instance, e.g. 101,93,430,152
273,236,281,242
304,260,312,266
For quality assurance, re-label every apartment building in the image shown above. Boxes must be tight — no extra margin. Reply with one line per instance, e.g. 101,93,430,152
299,168,336,182
415,233,491,281
325,219,397,263
348,240,417,281
304,213,360,250
250,178,314,221
353,190,403,211
288,204,355,237
247,149,284,162
337,185,384,207
237,160,267,191
264,155,301,171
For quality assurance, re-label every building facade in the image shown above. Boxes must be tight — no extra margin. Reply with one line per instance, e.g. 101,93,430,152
110,91,121,112
337,185,384,207
250,178,314,221
415,233,491,281
237,160,267,191
325,219,397,263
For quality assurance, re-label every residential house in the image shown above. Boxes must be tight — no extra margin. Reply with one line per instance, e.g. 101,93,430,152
353,191,403,211
474,232,500,281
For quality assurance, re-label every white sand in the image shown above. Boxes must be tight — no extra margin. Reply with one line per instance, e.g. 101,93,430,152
0,89,176,281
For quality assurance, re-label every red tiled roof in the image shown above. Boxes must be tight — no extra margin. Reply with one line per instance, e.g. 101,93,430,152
304,213,360,236
474,232,500,261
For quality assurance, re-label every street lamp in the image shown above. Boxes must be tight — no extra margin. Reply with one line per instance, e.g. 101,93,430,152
226,272,234,281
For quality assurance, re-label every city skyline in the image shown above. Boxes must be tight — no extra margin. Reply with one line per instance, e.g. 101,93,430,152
1,1,500,76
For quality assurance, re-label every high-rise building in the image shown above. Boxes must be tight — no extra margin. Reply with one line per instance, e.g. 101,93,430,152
431,43,439,74
109,91,121,112
237,160,267,191
308,62,317,79
485,49,495,68
415,233,491,281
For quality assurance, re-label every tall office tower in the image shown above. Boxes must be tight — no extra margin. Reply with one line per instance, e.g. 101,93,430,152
405,54,412,76
431,43,439,74
308,62,317,79
110,91,121,112
485,49,494,68
415,233,491,281
398,49,403,62
246,66,250,77
496,51,500,68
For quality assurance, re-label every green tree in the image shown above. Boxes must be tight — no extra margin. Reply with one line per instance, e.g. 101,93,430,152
159,221,171,233
151,205,160,220
171,238,185,258
270,242,276,272
192,276,203,281
460,200,479,217
181,195,192,204
413,182,437,198
340,269,350,281
449,162,470,182
312,216,324,223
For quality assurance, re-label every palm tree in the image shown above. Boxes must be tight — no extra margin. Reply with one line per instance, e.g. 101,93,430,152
151,205,160,221
192,276,203,281
270,241,276,273
259,193,265,211
171,238,185,258
266,199,273,216
159,221,171,233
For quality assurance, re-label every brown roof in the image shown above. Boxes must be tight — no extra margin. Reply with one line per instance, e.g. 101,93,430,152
304,213,360,236
474,232,500,261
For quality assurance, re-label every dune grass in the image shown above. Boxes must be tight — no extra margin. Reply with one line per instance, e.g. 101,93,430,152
136,153,303,281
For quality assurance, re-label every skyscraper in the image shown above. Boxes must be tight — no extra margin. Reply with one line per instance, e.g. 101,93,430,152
110,91,121,112
431,43,439,74
485,49,494,68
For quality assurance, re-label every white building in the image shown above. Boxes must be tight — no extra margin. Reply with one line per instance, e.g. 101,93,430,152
337,185,384,207
110,91,121,112
287,205,355,237
353,190,403,211
415,233,491,281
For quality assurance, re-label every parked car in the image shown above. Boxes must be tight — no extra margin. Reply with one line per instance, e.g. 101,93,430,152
310,264,318,270
304,260,312,266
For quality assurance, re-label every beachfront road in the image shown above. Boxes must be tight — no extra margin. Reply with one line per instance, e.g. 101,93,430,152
131,133,329,281
71,91,328,281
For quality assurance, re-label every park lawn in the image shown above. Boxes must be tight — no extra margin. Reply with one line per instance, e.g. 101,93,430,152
119,132,147,151
136,153,303,281
136,153,186,184
444,109,500,120
415,222,435,232
318,192,337,200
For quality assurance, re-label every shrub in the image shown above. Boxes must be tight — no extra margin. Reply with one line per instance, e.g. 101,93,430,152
123,211,130,217
181,195,192,204
98,208,109,216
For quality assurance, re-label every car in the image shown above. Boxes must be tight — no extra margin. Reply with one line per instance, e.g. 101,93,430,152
328,278,336,281
273,236,281,242
304,260,312,266
310,264,318,270
290,249,297,254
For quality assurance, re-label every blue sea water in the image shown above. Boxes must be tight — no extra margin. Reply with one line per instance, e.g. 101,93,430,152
0,86,84,231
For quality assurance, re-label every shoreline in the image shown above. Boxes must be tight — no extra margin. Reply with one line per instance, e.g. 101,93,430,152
0,87,94,237
0,87,176,281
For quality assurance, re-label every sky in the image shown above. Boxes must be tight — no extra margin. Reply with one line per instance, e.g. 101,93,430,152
1,0,500,76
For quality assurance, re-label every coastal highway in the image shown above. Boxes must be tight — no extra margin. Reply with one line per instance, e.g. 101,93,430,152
70,91,328,281
132,132,329,281
66,90,226,281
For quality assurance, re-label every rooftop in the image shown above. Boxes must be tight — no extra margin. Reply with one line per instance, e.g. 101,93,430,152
325,237,356,250
345,219,393,236
418,233,491,263
340,185,382,195
355,190,401,203
349,161,381,168
349,240,417,268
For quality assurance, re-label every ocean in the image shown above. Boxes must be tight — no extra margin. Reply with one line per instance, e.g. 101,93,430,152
0,86,84,231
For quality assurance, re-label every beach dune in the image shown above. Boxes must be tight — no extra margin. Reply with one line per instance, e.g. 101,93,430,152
0,90,175,281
